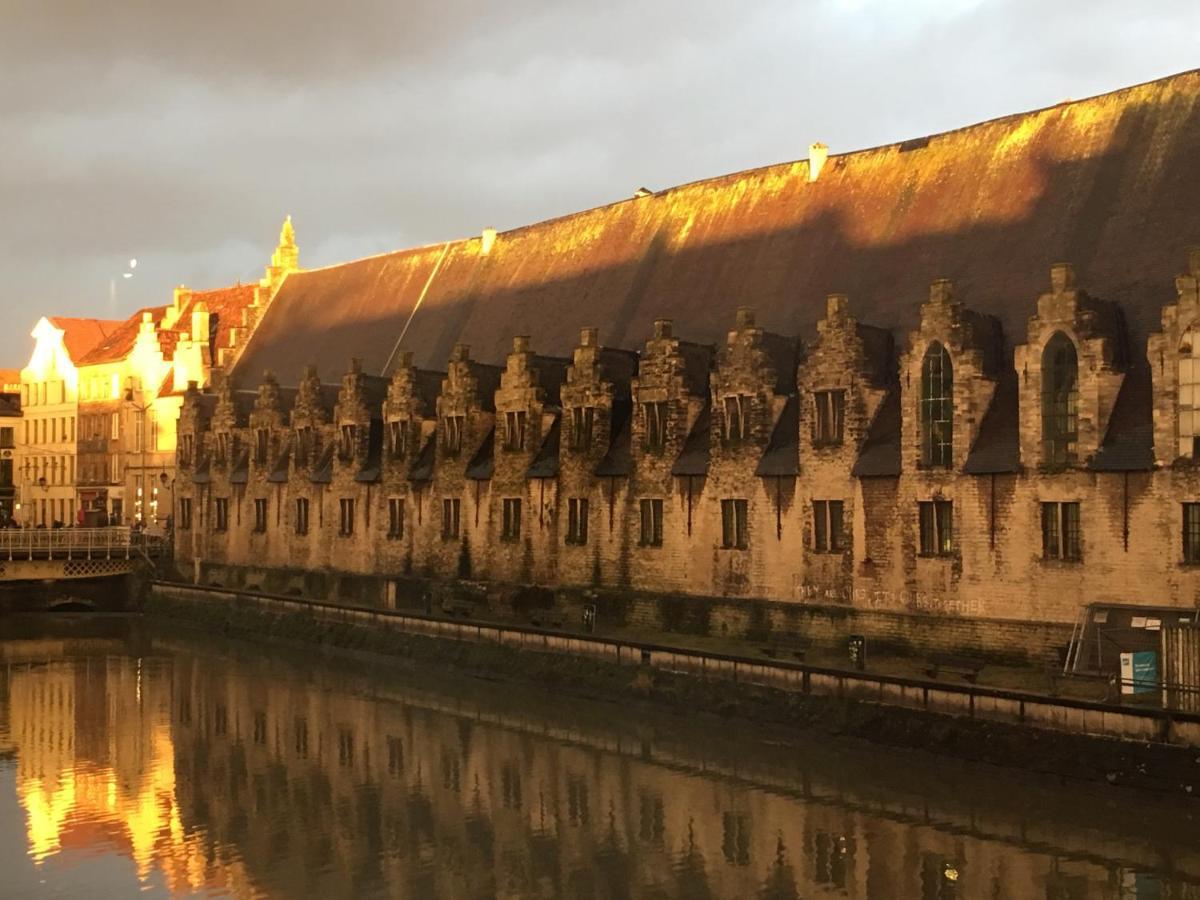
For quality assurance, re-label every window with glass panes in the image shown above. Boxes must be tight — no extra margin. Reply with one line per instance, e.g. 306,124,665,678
388,498,405,539
338,424,357,460
253,498,267,533
1042,333,1078,467
214,497,229,532
566,498,588,544
1184,503,1200,564
570,407,594,451
723,396,750,445
918,500,953,556
389,420,407,459
720,499,748,549
294,498,309,535
639,499,663,546
442,416,464,455
502,498,521,540
1179,332,1200,458
504,411,527,451
442,498,460,540
179,498,192,530
920,343,953,467
813,500,844,552
813,390,845,446
1041,501,1081,561
643,402,668,451
339,498,355,536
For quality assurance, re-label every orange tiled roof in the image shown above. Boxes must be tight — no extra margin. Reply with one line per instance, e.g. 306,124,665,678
236,67,1200,383
178,283,257,356
46,317,125,363
76,306,170,365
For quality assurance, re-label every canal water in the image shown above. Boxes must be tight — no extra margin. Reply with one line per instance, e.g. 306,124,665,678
0,616,1197,899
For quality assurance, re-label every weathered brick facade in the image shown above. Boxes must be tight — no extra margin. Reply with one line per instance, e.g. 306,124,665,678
174,253,1200,638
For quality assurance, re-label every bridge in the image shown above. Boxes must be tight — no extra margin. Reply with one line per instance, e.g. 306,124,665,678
0,528,160,582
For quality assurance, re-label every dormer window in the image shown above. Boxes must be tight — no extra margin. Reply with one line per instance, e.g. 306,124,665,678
813,390,845,447
920,343,953,468
504,410,527,451
339,424,357,461
254,428,269,465
723,395,750,445
389,419,408,459
1179,330,1200,458
215,432,229,464
1042,332,1078,467
442,415,464,456
643,401,668,451
295,426,313,466
569,407,594,451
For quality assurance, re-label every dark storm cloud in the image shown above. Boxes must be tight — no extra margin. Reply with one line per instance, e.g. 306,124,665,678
1,0,1198,360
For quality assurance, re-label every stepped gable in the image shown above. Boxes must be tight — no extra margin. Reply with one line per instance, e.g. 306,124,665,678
234,69,1200,382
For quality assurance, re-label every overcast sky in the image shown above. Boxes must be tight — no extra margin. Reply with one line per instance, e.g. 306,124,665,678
1,0,1198,364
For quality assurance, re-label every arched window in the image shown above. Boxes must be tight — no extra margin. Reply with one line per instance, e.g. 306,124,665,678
1042,332,1078,466
1179,329,1200,458
920,343,953,467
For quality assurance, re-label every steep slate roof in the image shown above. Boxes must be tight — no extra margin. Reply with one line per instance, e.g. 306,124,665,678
47,317,124,362
233,69,1200,385
595,402,633,477
527,414,562,479
851,390,902,478
963,369,1021,475
755,393,800,477
1091,362,1155,471
670,401,712,477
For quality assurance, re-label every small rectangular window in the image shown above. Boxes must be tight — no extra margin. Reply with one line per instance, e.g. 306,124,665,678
214,497,229,532
639,499,664,547
179,498,192,530
295,426,313,465
567,497,589,544
813,500,844,552
918,500,953,556
295,497,309,535
723,396,750,445
442,498,460,540
255,428,269,464
215,432,229,464
1041,501,1081,561
570,407,595,451
442,415,464,455
643,401,668,451
813,390,845,447
339,498,355,536
388,497,405,539
502,498,522,541
111,411,120,440
339,424,357,461
720,498,749,549
389,420,407,459
504,410,528,451
253,498,268,533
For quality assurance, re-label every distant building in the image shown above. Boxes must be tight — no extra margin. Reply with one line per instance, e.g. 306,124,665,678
17,218,299,527
177,70,1200,651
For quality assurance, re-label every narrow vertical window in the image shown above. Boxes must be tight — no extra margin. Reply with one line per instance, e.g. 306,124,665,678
720,499,749,549
339,424,357,460
567,498,589,544
813,500,844,552
389,420,407,459
215,497,229,532
179,498,192,530
570,407,595,451
1042,332,1078,467
295,426,313,465
253,498,268,533
813,391,845,446
643,402,668,451
295,497,309,535
339,498,355,536
723,396,750,445
504,410,528,451
920,343,953,467
1184,503,1200,564
1041,501,1081,561
639,499,664,546
1179,332,1200,458
502,498,522,540
442,498,460,540
388,498,405,539
918,500,952,556
442,416,464,455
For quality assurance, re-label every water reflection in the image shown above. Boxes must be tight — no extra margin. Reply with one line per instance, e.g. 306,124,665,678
0,623,1198,899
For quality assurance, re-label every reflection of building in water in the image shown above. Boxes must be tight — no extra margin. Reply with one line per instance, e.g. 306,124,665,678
0,656,255,895
168,652,1191,900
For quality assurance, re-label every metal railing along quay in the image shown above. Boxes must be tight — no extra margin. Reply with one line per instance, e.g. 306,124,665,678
0,527,133,560
154,580,1200,749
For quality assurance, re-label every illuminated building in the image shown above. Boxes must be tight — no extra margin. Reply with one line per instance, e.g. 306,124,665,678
17,219,299,527
177,69,1200,651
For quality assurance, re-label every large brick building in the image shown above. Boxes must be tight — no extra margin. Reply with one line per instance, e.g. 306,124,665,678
175,70,1200,652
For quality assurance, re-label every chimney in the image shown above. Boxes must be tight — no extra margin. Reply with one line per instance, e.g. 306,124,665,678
1189,247,1200,278
826,293,849,320
190,300,210,346
580,327,598,347
512,335,531,354
452,343,471,362
480,227,497,256
735,306,756,329
929,279,954,305
808,142,828,182
394,350,413,369
1050,263,1076,294
653,318,673,339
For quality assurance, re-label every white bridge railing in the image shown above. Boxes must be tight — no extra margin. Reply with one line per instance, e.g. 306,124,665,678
0,527,133,560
